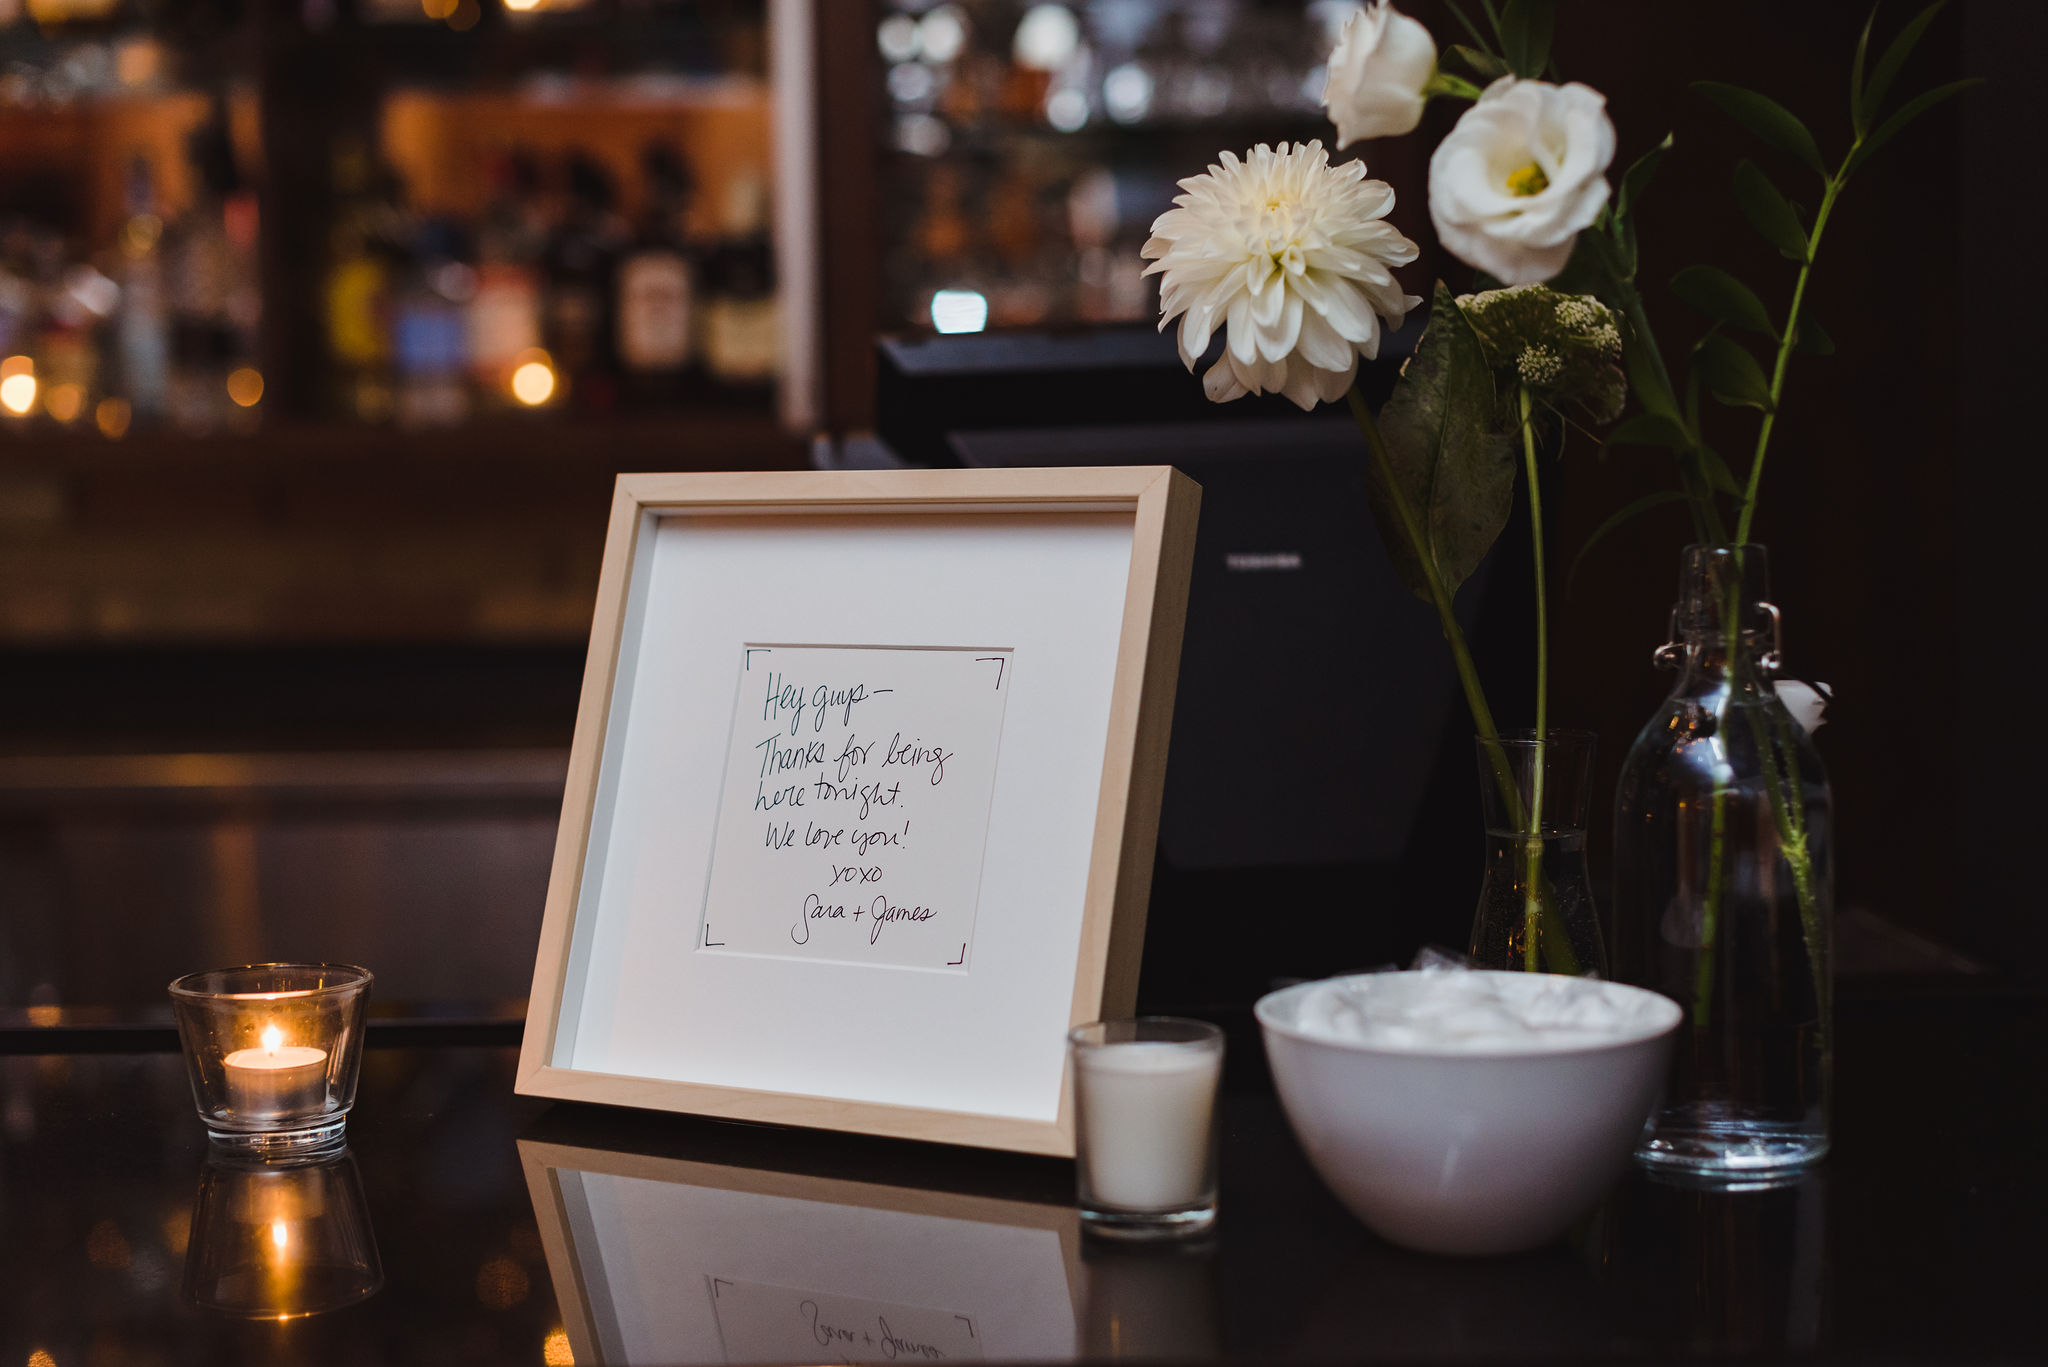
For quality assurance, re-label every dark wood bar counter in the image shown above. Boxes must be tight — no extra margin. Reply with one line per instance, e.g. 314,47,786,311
3,982,2039,1366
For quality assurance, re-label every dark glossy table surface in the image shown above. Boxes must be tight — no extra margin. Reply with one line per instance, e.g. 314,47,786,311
2,987,2041,1367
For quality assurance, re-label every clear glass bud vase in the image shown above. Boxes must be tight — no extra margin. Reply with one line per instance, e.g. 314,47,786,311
1469,730,1606,976
1612,545,1833,1178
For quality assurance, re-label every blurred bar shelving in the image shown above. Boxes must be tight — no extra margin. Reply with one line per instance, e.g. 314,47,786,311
0,0,818,645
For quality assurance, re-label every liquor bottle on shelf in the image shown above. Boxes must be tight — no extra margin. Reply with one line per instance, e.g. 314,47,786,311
468,150,547,409
1,226,47,420
543,151,627,411
113,154,170,425
614,141,697,407
391,219,473,429
33,265,107,428
0,226,31,365
164,102,260,432
697,170,777,391
323,139,403,423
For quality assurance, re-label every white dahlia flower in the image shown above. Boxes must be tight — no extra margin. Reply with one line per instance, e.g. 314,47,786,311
1323,1,1438,146
1143,141,1422,410
1429,77,1616,285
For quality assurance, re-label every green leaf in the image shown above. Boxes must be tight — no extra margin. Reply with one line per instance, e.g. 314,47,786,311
1693,333,1775,411
1442,0,1495,54
1447,43,1511,81
1850,6,1879,135
1732,161,1810,262
1616,133,1673,224
1694,82,1826,175
1499,0,1555,78
1696,443,1745,495
1846,78,1984,177
1671,265,1777,336
1792,307,1835,356
1568,490,1690,594
1863,1,1945,124
1602,413,1692,451
1366,284,1519,604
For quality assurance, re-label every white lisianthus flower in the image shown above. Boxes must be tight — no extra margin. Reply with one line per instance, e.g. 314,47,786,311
1428,77,1616,285
1322,1,1438,146
1142,141,1422,411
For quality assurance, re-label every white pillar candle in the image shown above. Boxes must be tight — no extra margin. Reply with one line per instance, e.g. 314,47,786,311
1076,1042,1220,1210
223,1025,329,1123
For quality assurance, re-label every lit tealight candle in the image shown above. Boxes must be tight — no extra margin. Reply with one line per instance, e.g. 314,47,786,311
222,1024,329,1123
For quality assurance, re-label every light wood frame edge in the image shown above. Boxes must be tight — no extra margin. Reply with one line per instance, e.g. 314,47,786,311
515,466,1202,1158
517,1137,1084,1367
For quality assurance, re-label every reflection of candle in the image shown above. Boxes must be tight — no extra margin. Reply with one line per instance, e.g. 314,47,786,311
223,1025,328,1122
1077,1043,1219,1210
232,1169,326,1226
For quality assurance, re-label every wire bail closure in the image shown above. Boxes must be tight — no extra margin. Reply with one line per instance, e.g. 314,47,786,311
1653,599,1783,674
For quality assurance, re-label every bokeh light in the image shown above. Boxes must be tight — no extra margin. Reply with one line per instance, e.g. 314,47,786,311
46,383,85,423
96,397,133,439
1,359,37,416
930,288,989,334
510,350,558,406
1013,4,1080,71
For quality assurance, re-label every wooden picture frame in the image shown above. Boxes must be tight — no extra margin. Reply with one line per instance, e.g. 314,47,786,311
516,467,1201,1155
520,1136,1084,1366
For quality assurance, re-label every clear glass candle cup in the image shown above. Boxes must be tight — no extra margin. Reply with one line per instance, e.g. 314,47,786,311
183,1148,384,1320
1068,1017,1224,1240
169,964,372,1161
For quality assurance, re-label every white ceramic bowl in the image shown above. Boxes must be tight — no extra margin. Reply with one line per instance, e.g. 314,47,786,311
1255,971,1681,1256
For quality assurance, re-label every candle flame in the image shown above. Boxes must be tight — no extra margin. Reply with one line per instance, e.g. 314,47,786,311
261,1024,283,1054
271,1219,289,1251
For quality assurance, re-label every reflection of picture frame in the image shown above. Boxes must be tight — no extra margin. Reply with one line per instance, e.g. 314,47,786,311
520,1134,1085,1364
517,468,1200,1155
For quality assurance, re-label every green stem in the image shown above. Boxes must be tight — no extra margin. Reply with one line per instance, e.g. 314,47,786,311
1693,770,1730,1027
1347,388,1522,828
1518,387,1548,972
1735,152,1853,545
1753,705,1829,1074
1349,387,1582,978
1608,274,1729,545
1692,560,1747,1028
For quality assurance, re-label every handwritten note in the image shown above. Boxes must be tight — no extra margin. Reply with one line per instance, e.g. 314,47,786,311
697,645,1012,972
707,1275,984,1365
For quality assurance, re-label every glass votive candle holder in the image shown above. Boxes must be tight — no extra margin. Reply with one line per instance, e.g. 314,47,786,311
184,1148,384,1320
169,964,372,1161
1068,1017,1224,1240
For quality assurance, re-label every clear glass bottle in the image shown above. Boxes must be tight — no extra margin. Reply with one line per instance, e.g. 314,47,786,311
1469,729,1605,976
1612,545,1833,1177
